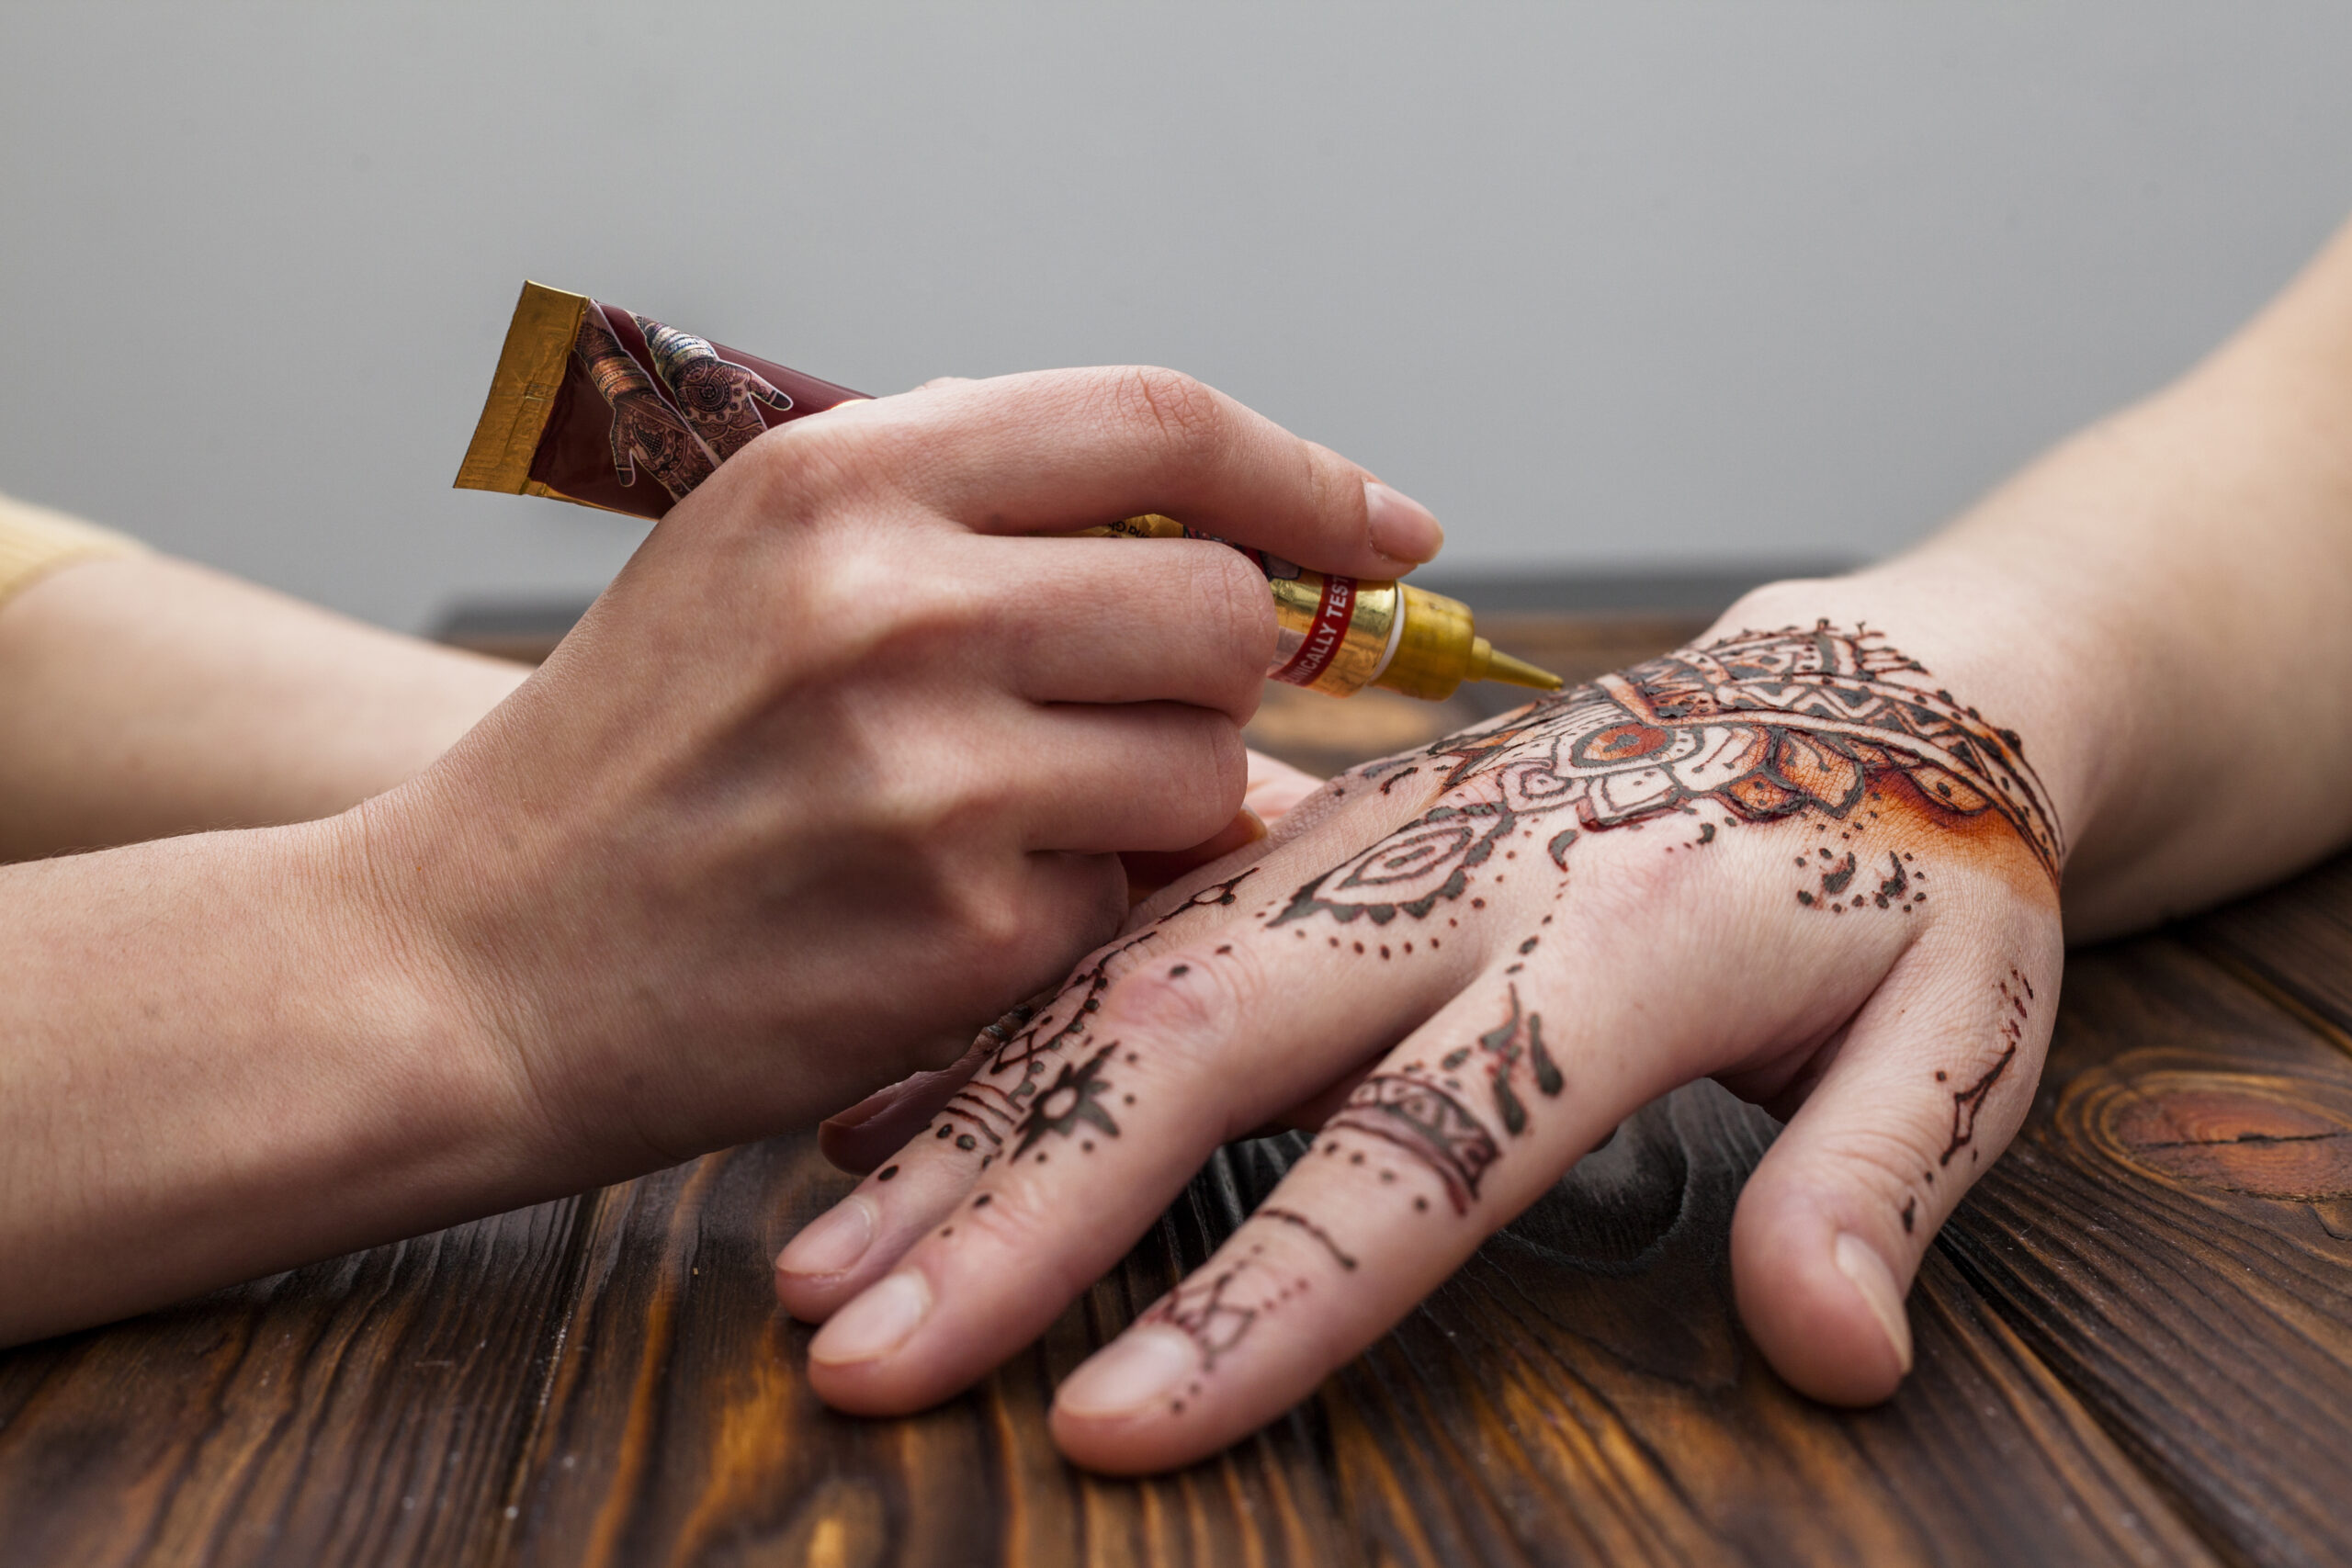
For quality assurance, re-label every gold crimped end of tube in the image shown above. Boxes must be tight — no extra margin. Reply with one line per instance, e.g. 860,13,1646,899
455,281,590,495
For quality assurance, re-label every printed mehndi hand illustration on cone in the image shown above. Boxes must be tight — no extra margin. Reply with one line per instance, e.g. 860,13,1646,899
453,281,1562,702
633,314,794,462
573,309,713,502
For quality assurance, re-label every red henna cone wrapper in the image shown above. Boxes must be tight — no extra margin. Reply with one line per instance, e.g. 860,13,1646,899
456,282,863,519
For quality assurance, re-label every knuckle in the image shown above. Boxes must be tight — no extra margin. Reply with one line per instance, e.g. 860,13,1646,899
1204,721,1250,811
1100,938,1265,1074
738,418,859,515
942,1183,1099,1298
759,402,899,504
1809,1122,1950,1201
940,867,1035,960
1188,547,1278,687
795,547,983,674
1108,367,1226,465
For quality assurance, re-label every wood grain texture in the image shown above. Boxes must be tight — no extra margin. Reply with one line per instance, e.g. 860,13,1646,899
492,1092,2210,1568
1939,932,2352,1568
2185,853,2352,1052
0,1197,590,1567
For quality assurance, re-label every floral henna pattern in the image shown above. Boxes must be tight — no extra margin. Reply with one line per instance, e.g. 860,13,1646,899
1275,622,2060,929
1012,1040,1123,1157
1291,624,2060,1208
634,314,795,461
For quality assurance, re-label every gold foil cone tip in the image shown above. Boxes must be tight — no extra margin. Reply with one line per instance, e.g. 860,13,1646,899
1476,642,1565,692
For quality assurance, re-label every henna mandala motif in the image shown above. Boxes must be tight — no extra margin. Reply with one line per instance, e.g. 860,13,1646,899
635,313,795,460
1274,622,2060,930
575,308,714,501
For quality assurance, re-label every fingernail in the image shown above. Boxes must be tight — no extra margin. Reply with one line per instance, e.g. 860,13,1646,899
1833,1232,1914,1375
1363,480,1444,566
1055,1327,1196,1417
808,1270,932,1365
775,1197,875,1278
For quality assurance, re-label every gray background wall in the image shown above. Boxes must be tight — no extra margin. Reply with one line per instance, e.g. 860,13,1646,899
3,3,2348,633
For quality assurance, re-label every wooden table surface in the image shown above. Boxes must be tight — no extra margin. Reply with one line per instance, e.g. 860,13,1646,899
6,612,2351,1566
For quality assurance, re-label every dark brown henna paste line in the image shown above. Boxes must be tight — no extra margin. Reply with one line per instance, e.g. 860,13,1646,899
1472,982,1564,1136
1255,1207,1359,1269
1939,1044,2015,1168
1144,1268,1258,1373
1326,1076,1501,1213
1012,1040,1122,1156
988,868,1261,1077
938,1105,1004,1146
1940,967,2036,1167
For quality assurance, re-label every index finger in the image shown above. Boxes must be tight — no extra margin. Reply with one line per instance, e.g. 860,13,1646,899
778,367,1445,578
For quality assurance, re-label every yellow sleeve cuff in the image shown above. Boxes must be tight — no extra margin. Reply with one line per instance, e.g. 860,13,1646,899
0,492,149,613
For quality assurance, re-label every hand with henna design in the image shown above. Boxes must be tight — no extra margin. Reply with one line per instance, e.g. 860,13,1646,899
779,595,2089,1472
778,220,2352,1468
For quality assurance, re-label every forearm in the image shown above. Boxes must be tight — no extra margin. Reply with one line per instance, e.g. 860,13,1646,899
0,554,528,861
1722,220,2352,940
0,816,560,1344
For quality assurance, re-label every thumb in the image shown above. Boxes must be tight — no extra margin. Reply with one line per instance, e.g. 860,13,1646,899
1730,939,2058,1404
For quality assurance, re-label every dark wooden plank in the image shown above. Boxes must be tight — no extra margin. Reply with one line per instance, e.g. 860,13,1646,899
2184,852,2352,1050
504,1092,2210,1567
1939,935,2352,1568
0,1197,591,1567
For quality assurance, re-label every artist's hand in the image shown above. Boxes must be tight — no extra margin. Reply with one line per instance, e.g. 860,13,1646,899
356,367,1445,1169
776,590,2072,1472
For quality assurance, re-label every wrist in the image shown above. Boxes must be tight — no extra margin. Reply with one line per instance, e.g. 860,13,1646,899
1706,565,2125,894
310,794,581,1198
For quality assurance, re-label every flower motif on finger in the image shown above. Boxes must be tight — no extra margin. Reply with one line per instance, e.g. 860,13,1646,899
1012,1040,1122,1157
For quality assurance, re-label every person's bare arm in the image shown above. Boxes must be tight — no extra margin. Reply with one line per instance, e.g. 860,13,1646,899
0,554,528,862
1910,217,2352,939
